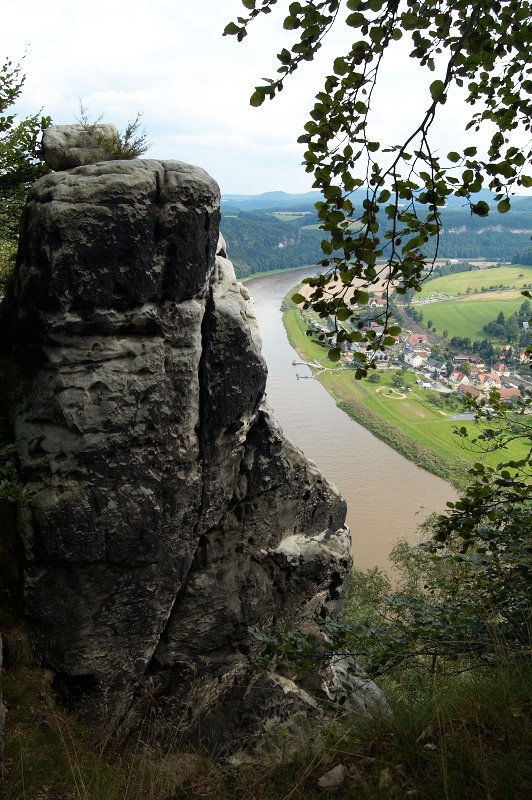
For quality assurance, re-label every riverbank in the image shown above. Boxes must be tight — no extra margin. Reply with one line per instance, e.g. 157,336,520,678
281,291,528,489
240,263,321,283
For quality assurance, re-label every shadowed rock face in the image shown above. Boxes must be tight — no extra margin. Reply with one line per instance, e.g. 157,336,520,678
1,156,352,747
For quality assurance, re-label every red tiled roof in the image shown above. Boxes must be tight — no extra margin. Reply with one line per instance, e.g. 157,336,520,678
497,388,521,400
457,385,482,397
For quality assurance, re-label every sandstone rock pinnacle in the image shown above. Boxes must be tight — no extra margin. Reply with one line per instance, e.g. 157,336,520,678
0,151,355,748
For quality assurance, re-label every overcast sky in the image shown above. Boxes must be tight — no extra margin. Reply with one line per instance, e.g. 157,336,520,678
2,0,521,195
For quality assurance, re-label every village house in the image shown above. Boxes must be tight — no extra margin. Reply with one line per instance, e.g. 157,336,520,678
452,355,472,367
472,373,502,390
469,355,486,369
405,351,424,369
457,384,484,399
492,361,510,376
426,358,447,377
449,370,469,385
496,387,521,403
409,333,428,347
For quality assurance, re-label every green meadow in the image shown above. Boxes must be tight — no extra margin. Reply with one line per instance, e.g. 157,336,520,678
418,264,532,297
415,295,525,340
319,368,529,471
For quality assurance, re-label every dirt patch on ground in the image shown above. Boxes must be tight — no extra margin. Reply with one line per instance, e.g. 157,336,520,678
296,276,392,301
376,387,406,399
454,290,524,301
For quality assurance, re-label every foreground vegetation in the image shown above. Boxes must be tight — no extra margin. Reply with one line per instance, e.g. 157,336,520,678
2,540,531,800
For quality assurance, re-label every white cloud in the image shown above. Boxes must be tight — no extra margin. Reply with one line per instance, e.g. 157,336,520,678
2,0,529,194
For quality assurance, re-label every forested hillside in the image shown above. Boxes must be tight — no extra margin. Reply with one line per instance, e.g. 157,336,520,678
436,207,532,260
220,211,324,277
220,200,532,278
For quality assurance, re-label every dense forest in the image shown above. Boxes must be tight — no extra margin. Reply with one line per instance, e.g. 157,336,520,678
221,199,532,278
220,211,324,277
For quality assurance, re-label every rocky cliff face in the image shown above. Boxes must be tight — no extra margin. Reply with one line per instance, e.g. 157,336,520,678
0,151,352,747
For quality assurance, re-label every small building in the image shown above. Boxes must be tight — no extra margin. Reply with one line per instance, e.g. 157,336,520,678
452,355,472,366
457,385,484,399
492,361,510,376
426,359,446,377
496,387,521,403
473,373,501,390
409,333,428,347
368,297,387,308
405,351,423,368
449,370,469,385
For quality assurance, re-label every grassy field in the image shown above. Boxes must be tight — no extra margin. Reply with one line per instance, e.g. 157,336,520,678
318,367,529,470
418,264,532,297
283,307,529,482
415,295,525,340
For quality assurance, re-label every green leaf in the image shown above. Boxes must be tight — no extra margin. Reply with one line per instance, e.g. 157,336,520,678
429,80,445,102
367,141,380,152
328,348,341,362
346,12,367,27
321,239,333,255
497,198,511,213
291,293,306,304
391,28,403,40
471,201,489,217
447,151,460,163
333,57,348,76
250,90,265,107
223,22,241,35
337,307,350,321
463,146,477,156
283,16,299,29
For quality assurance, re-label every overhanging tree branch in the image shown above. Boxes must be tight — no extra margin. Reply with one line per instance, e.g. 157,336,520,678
226,0,532,371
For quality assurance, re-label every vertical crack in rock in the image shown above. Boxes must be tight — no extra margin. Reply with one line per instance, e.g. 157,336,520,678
0,144,358,748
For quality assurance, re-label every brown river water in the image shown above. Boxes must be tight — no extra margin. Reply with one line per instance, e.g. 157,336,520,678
247,267,459,573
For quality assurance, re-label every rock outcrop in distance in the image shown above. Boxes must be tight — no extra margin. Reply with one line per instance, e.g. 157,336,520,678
0,130,359,748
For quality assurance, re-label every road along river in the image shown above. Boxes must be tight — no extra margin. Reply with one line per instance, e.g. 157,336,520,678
246,267,459,573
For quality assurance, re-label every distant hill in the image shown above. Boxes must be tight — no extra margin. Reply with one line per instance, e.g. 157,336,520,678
221,191,325,213
222,188,532,213
220,211,324,278
220,189,532,277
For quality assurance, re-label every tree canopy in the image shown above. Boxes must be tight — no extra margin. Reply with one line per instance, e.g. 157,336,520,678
0,60,50,243
226,0,532,372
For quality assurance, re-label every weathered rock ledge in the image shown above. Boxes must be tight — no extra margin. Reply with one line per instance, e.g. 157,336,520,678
0,153,359,748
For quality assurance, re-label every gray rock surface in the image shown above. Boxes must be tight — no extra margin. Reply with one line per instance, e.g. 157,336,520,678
0,154,354,748
42,123,120,170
